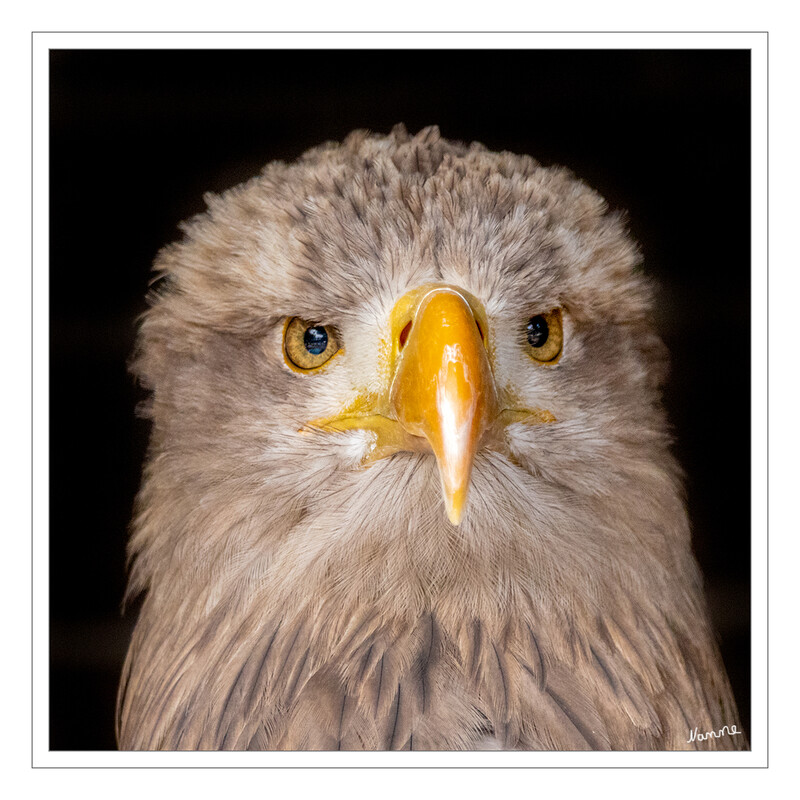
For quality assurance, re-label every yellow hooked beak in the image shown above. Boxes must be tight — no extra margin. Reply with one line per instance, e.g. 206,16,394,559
389,287,498,524
304,283,553,525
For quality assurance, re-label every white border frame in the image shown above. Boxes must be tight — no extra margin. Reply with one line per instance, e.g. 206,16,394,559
32,31,768,769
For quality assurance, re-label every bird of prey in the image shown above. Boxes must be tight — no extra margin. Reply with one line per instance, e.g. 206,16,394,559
117,125,744,750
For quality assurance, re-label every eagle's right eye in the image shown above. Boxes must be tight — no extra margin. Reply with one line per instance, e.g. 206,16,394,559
284,317,341,371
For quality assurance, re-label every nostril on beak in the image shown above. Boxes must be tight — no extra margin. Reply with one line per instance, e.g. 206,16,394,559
399,320,412,349
475,319,484,341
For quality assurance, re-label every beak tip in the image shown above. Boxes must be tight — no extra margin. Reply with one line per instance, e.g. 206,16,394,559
446,510,463,526
444,492,467,526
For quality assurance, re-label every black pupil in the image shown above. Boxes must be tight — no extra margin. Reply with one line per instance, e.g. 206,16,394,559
526,316,549,348
303,326,328,355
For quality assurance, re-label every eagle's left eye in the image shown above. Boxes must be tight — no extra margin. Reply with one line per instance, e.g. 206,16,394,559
525,309,563,363
284,317,341,371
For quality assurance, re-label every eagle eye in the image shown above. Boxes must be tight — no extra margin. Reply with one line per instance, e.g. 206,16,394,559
526,309,563,363
284,317,340,371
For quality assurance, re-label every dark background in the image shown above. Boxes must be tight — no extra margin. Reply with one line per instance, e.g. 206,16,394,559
49,48,751,749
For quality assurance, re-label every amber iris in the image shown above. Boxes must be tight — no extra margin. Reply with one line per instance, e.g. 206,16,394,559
525,309,563,363
284,318,340,371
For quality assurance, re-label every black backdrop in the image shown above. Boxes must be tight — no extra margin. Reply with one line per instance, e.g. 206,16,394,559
49,48,751,750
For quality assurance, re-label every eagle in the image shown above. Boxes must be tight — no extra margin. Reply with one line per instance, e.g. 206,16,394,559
117,124,744,750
